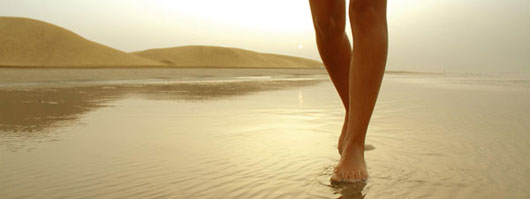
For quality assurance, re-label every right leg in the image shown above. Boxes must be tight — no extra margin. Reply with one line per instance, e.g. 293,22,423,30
332,0,389,183
309,0,351,154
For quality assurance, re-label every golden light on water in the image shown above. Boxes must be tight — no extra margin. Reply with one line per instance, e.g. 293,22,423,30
2,69,530,198
298,91,304,107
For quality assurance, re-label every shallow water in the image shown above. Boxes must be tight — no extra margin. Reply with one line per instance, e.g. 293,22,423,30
1,71,530,198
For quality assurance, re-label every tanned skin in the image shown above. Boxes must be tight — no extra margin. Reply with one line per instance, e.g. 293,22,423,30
309,0,388,182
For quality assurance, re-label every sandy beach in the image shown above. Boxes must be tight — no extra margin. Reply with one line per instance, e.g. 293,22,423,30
1,68,530,198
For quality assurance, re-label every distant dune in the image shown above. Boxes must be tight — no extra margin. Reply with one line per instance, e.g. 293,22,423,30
133,46,323,68
0,17,322,68
0,17,161,67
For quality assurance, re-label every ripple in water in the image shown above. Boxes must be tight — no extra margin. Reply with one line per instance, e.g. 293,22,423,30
2,74,530,198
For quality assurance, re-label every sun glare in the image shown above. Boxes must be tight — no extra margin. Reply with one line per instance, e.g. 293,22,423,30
387,0,425,18
151,0,313,33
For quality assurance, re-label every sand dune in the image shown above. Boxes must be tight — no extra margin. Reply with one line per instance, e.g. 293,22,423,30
0,17,162,67
0,17,322,68
133,46,323,68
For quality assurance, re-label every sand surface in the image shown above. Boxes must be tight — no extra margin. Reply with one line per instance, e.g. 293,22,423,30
133,46,322,68
1,69,530,198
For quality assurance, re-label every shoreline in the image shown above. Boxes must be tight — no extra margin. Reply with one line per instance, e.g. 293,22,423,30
0,68,329,87
0,65,323,69
0,67,454,89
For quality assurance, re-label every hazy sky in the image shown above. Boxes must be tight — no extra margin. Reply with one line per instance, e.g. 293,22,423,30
1,0,529,73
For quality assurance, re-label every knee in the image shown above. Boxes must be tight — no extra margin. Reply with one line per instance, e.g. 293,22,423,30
312,16,346,41
349,0,386,27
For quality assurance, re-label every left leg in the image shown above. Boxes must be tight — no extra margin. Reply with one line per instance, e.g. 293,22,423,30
332,0,388,182
308,0,352,155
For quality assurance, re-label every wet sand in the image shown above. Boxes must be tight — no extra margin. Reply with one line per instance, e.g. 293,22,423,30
1,69,530,198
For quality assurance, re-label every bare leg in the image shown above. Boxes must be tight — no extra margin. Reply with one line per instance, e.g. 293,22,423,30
332,0,388,182
308,0,351,154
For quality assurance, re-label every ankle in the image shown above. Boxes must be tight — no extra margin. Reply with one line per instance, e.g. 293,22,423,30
343,137,365,151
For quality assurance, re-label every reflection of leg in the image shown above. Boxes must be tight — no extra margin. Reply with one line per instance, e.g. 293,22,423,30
331,179,367,198
308,0,351,154
332,0,388,182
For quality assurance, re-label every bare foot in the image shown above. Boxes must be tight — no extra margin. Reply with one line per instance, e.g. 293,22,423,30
331,145,368,183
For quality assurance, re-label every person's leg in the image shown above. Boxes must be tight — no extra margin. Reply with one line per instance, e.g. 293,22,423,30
308,0,351,154
332,0,388,182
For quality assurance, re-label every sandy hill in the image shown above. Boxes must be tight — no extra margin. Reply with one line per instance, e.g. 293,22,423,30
0,17,322,68
132,46,323,68
0,17,161,67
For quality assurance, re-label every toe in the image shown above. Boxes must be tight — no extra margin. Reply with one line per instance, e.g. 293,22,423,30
355,171,361,180
330,172,342,183
361,172,368,181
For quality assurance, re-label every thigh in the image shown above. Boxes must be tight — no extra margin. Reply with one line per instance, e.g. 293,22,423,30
309,0,347,28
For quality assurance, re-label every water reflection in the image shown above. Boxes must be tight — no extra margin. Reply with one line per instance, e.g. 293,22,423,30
0,79,324,137
332,182,367,199
318,165,368,199
3,73,530,198
0,87,119,134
